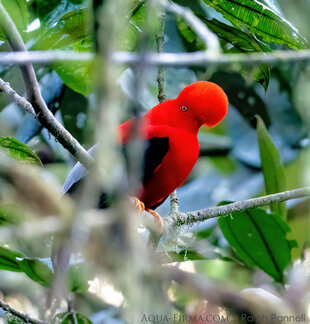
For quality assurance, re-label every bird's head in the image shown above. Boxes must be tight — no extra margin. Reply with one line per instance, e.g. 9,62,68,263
175,81,228,131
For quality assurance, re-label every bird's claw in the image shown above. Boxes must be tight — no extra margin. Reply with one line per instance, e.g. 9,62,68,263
131,196,163,234
131,196,145,212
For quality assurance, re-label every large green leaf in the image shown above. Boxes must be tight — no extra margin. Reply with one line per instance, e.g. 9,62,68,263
19,258,53,287
0,0,30,41
202,18,271,90
218,208,297,282
54,56,94,97
0,137,42,165
33,8,89,50
203,0,308,49
0,246,24,272
123,1,147,51
123,1,159,52
0,245,89,291
256,116,287,219
0,246,54,284
31,0,84,27
177,16,271,90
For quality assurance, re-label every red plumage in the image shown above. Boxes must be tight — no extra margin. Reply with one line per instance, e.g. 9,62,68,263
118,81,228,209
63,81,228,210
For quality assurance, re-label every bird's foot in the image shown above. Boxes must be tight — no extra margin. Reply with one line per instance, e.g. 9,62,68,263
131,196,145,212
130,196,163,234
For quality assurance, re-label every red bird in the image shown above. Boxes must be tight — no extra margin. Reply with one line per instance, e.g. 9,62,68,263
63,81,228,230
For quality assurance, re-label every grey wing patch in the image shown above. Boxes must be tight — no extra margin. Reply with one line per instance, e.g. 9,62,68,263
62,144,98,194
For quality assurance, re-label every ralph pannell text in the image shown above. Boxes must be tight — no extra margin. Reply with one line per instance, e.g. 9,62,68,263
140,313,306,323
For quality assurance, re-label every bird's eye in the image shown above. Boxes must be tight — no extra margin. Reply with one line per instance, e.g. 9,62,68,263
181,105,188,112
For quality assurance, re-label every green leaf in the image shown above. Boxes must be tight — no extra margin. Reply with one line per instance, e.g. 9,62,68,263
0,246,24,272
177,17,271,90
0,204,23,226
256,115,287,219
19,258,53,287
123,1,147,51
54,58,94,97
67,262,90,293
201,18,271,90
53,312,92,324
255,64,270,91
0,0,30,41
202,17,271,53
123,1,159,52
202,0,308,49
33,8,89,50
5,312,29,324
0,243,90,290
0,137,42,165
218,208,296,282
31,0,84,27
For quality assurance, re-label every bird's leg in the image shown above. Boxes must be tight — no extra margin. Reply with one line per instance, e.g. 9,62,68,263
130,196,164,234
145,208,164,233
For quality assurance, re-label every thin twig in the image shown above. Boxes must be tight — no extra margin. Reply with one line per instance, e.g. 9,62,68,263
164,187,310,231
0,300,48,324
159,0,221,56
0,4,93,168
156,10,167,103
155,7,180,215
1,48,310,66
0,77,35,115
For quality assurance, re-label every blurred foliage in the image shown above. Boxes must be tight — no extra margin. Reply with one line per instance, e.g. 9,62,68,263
0,0,310,323
53,312,92,324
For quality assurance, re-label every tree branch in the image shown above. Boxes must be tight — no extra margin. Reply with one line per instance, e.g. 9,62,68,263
0,4,93,168
0,300,48,324
1,48,310,66
156,10,167,104
164,187,310,231
0,77,35,115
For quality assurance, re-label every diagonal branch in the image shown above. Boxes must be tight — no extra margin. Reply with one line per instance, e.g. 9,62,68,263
164,187,310,232
0,3,93,168
0,300,48,324
0,77,35,115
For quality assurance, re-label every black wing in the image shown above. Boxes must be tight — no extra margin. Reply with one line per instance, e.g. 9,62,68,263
142,137,169,183
62,137,169,208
